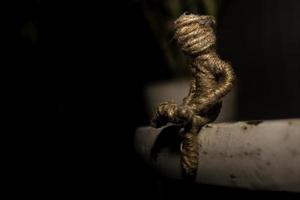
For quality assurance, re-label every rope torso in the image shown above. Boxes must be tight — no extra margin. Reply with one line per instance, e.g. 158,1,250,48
151,12,235,177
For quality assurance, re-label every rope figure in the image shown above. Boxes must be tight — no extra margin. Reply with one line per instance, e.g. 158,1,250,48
151,12,235,177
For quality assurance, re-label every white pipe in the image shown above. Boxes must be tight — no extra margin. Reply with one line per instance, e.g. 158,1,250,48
135,119,300,192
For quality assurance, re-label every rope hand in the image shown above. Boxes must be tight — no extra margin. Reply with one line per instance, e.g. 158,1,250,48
151,12,235,177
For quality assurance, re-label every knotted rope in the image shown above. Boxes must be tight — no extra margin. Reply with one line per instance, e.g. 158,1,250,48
151,12,235,177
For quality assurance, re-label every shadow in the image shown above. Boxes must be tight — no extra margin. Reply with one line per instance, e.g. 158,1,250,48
150,125,183,161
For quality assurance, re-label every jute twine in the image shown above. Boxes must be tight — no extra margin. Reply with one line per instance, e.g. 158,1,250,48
151,12,235,177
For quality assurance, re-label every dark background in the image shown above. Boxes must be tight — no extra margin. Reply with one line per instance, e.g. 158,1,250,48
12,0,300,198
